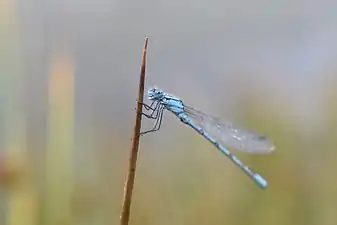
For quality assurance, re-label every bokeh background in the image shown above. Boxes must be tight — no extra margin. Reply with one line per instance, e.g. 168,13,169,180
1,0,337,225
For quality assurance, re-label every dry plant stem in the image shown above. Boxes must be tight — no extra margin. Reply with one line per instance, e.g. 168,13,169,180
120,37,149,225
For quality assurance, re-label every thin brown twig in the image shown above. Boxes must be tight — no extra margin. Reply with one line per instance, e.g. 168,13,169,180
120,37,149,225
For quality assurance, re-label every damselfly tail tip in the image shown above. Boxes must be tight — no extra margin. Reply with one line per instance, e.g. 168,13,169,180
254,173,268,189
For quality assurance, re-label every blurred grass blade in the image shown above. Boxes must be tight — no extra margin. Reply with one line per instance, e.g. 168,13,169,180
0,1,38,225
45,49,75,225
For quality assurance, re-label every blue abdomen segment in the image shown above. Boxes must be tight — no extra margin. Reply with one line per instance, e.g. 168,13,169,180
178,113,268,189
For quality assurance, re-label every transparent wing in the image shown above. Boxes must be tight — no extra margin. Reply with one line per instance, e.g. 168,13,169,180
184,105,275,154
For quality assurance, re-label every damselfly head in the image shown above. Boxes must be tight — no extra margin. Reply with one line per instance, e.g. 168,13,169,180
147,87,165,101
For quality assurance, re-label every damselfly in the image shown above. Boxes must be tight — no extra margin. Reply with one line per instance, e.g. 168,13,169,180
140,87,275,189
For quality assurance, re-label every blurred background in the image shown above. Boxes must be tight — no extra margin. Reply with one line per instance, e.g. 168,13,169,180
1,0,337,225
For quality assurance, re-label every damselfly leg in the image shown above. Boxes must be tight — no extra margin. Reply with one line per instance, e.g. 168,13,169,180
140,102,165,135
140,101,160,119
141,100,157,111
